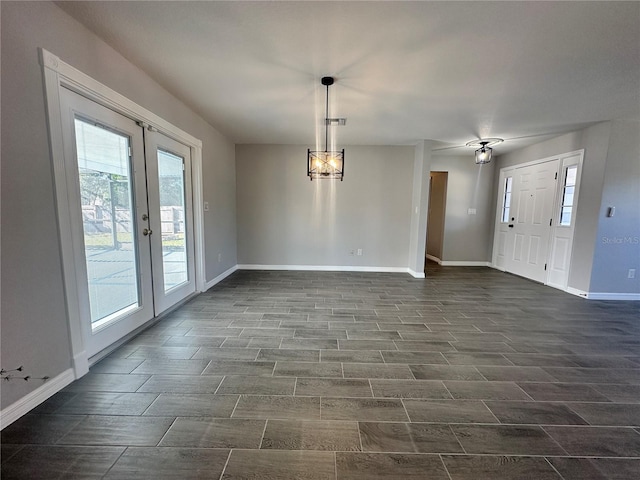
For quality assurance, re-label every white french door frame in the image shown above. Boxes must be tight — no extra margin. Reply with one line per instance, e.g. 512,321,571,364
491,150,584,291
40,48,206,378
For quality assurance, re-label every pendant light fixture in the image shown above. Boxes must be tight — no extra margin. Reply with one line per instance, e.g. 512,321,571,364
465,138,503,165
308,76,345,180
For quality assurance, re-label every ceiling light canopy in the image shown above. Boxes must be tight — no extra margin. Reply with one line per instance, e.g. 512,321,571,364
308,76,344,181
466,138,503,165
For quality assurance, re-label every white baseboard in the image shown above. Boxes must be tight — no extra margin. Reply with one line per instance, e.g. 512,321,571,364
565,287,590,298
0,368,75,429
204,265,239,290
439,261,491,267
237,264,410,274
586,292,640,301
408,269,426,279
72,351,89,378
426,256,490,268
425,254,442,265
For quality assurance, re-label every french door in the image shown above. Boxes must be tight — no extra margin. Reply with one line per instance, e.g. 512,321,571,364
60,88,195,356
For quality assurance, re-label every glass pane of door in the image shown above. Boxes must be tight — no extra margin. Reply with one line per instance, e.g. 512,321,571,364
157,149,188,292
75,118,140,329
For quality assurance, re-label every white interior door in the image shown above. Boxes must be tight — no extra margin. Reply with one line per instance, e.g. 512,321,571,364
145,130,196,314
60,88,154,356
507,159,559,283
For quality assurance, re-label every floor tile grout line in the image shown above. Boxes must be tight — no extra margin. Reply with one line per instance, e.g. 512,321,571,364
257,419,269,449
445,423,469,455
438,454,455,480
217,449,233,480
101,445,129,478
229,395,242,418
544,456,568,480
154,416,178,447
539,425,573,457
212,375,226,395
399,398,412,422
479,400,502,424
440,381,455,400
356,421,364,452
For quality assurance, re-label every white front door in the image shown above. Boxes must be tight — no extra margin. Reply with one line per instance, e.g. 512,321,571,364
508,159,559,283
60,88,196,356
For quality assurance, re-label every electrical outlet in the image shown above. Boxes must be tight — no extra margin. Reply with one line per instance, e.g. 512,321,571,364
357,249,363,256
218,253,222,263
629,269,636,279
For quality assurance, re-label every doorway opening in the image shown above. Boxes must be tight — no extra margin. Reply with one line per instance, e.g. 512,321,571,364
426,171,448,269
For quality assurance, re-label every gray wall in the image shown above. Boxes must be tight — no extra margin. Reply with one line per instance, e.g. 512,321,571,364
429,156,496,262
590,119,640,294
1,1,236,408
236,145,414,268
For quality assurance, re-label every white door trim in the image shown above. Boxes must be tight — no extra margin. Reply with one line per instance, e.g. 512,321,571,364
39,48,206,378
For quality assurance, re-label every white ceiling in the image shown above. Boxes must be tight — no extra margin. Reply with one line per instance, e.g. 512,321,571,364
56,1,640,154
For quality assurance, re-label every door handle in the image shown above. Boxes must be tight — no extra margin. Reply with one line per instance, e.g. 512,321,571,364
508,224,514,228
143,228,152,236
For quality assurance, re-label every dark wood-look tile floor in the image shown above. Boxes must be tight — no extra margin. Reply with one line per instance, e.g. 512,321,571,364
3,266,640,478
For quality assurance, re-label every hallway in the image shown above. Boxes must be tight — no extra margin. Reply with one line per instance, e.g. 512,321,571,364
2,266,639,479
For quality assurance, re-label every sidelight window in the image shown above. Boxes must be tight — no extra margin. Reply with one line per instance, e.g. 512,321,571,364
559,165,577,226
501,176,513,223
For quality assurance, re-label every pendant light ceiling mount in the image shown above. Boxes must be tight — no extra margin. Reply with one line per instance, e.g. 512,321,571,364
466,137,503,164
321,76,334,86
308,76,345,181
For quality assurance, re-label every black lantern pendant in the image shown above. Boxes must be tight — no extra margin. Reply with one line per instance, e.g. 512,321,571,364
308,77,344,180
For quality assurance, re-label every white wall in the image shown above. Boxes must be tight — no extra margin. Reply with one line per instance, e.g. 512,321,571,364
590,119,640,294
0,1,236,409
236,145,414,269
429,156,496,263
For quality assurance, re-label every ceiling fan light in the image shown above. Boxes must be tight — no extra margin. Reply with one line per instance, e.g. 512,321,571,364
475,145,492,164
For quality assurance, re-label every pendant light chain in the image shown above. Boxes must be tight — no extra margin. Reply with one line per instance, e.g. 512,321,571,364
325,82,329,153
